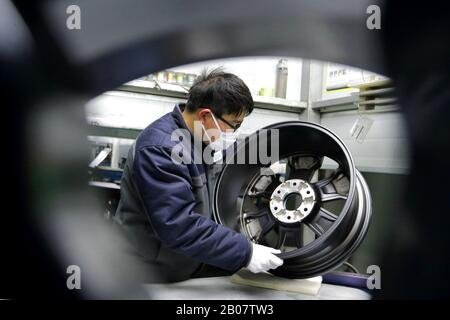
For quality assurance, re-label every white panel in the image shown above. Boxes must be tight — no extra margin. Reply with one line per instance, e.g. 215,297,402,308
320,111,410,174
85,91,178,129
239,108,301,134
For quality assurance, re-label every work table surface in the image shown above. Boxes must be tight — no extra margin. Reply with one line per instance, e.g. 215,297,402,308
143,276,371,300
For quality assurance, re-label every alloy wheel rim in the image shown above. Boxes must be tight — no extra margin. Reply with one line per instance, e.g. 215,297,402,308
213,121,372,278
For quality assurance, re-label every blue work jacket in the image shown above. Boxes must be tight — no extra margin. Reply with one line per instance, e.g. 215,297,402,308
114,103,252,282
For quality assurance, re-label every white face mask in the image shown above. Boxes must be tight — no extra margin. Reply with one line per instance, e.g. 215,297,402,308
202,112,238,153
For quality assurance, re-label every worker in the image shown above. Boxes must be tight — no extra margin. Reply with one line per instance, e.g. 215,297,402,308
113,68,283,282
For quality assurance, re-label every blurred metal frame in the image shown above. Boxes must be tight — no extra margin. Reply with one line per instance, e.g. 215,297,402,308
1,0,449,298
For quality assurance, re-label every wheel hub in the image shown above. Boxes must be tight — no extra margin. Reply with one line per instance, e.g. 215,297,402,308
269,179,316,224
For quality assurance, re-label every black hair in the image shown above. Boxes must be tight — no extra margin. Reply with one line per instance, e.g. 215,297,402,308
185,67,254,117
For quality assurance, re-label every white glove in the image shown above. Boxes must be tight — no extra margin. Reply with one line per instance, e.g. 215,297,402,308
246,243,284,273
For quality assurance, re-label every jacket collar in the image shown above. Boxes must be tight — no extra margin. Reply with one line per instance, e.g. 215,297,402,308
171,103,190,131
171,103,211,166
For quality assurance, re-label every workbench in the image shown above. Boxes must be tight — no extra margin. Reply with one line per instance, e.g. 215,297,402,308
143,276,371,300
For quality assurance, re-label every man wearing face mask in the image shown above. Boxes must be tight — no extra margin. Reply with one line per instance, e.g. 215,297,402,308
113,68,283,283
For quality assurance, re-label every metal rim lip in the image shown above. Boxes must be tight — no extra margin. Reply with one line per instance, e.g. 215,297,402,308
213,120,372,278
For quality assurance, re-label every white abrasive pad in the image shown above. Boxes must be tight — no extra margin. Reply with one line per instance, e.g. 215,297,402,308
231,269,322,296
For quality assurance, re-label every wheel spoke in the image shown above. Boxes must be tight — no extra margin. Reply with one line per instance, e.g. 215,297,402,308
315,167,349,202
320,191,347,202
256,218,275,242
242,208,270,220
315,167,343,188
275,227,288,249
286,155,323,182
305,207,338,237
319,207,338,222
293,228,303,248
305,221,324,237
247,190,272,199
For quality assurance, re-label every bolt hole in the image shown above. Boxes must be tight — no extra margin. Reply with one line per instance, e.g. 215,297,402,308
293,183,297,186
287,216,291,220
274,207,278,211
277,190,281,194
304,208,308,211
307,191,310,194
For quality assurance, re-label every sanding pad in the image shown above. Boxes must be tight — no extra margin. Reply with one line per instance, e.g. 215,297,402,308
231,269,322,296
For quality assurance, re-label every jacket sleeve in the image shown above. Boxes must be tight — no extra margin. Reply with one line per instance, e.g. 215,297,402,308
133,145,252,272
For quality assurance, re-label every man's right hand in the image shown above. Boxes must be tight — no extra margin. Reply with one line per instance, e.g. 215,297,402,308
246,243,284,273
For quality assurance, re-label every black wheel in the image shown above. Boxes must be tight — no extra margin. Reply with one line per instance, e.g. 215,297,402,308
213,121,372,278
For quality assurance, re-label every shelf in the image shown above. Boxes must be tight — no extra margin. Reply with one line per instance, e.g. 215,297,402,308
88,125,141,139
311,96,359,113
311,90,399,114
88,181,121,190
118,80,306,113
